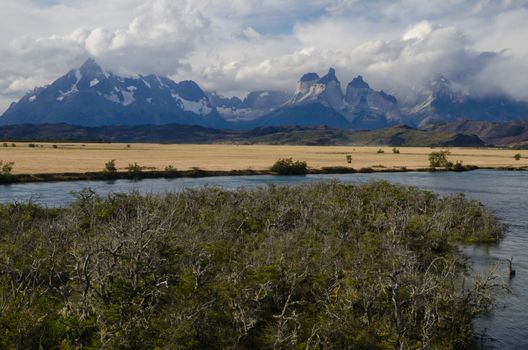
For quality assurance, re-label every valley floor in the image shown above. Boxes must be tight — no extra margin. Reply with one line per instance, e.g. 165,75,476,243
1,143,527,175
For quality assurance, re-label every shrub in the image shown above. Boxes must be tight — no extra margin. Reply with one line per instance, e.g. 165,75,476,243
346,154,352,164
127,162,144,176
165,165,177,172
392,147,400,154
104,160,117,173
28,143,37,148
321,166,356,174
429,150,452,168
2,142,8,147
0,182,505,349
377,149,385,154
52,144,58,149
0,160,14,176
514,153,522,161
189,167,206,176
270,158,308,175
11,143,16,147
452,160,465,171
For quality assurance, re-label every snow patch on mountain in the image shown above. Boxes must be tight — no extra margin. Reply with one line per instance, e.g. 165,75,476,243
104,93,121,104
142,79,151,89
172,93,212,115
121,90,135,106
209,90,291,122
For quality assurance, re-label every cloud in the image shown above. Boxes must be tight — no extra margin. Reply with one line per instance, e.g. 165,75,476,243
1,0,528,112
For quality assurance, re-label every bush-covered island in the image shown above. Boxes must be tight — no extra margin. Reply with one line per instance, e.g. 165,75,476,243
0,182,504,349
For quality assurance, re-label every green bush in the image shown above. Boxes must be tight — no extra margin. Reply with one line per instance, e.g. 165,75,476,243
270,158,308,175
0,160,14,176
392,147,400,154
0,183,505,349
377,148,385,153
127,162,144,176
346,154,352,164
514,153,522,161
452,160,465,171
429,150,452,168
104,159,117,173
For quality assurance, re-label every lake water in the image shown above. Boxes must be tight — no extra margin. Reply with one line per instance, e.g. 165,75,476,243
0,170,526,348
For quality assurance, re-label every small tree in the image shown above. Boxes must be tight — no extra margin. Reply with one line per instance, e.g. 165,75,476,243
377,149,385,154
104,159,117,173
346,155,352,164
452,160,465,171
392,148,400,154
271,158,308,175
127,163,144,177
0,160,14,176
514,153,522,161
429,150,452,168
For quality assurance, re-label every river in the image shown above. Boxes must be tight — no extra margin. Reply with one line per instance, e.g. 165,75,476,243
0,170,526,348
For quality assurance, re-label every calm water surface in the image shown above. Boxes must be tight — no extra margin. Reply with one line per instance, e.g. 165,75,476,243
0,170,526,348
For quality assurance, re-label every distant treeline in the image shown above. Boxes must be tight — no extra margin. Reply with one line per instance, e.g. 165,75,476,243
0,182,504,349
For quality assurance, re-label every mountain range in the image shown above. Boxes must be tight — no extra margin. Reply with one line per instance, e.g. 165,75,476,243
2,59,528,130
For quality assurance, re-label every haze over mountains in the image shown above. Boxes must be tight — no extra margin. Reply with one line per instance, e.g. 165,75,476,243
2,59,528,131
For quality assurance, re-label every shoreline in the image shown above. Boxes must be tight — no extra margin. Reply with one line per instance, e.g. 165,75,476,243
1,165,527,185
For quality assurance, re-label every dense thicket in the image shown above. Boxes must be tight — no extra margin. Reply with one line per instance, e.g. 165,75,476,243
0,182,504,349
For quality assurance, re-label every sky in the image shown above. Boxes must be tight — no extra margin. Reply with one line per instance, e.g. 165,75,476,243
0,0,528,112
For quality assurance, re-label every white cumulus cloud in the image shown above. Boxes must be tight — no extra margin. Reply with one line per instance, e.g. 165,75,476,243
1,0,528,111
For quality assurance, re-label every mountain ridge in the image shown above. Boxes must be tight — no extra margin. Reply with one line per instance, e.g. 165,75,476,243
3,59,528,130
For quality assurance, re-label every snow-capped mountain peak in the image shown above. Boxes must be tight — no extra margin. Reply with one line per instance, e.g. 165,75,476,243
4,60,528,131
277,69,402,129
0,58,225,127
348,75,370,89
299,72,320,82
79,58,106,77
290,67,343,107
208,90,291,122
318,68,339,84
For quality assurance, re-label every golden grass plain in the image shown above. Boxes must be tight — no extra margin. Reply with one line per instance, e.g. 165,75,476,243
0,143,527,174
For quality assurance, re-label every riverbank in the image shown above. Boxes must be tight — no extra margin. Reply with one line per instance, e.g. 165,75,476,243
1,164,527,184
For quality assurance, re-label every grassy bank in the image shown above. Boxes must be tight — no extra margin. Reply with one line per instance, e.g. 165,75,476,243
1,163,527,185
0,182,505,349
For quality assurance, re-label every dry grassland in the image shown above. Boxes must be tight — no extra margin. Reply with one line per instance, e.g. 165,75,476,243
0,143,527,174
